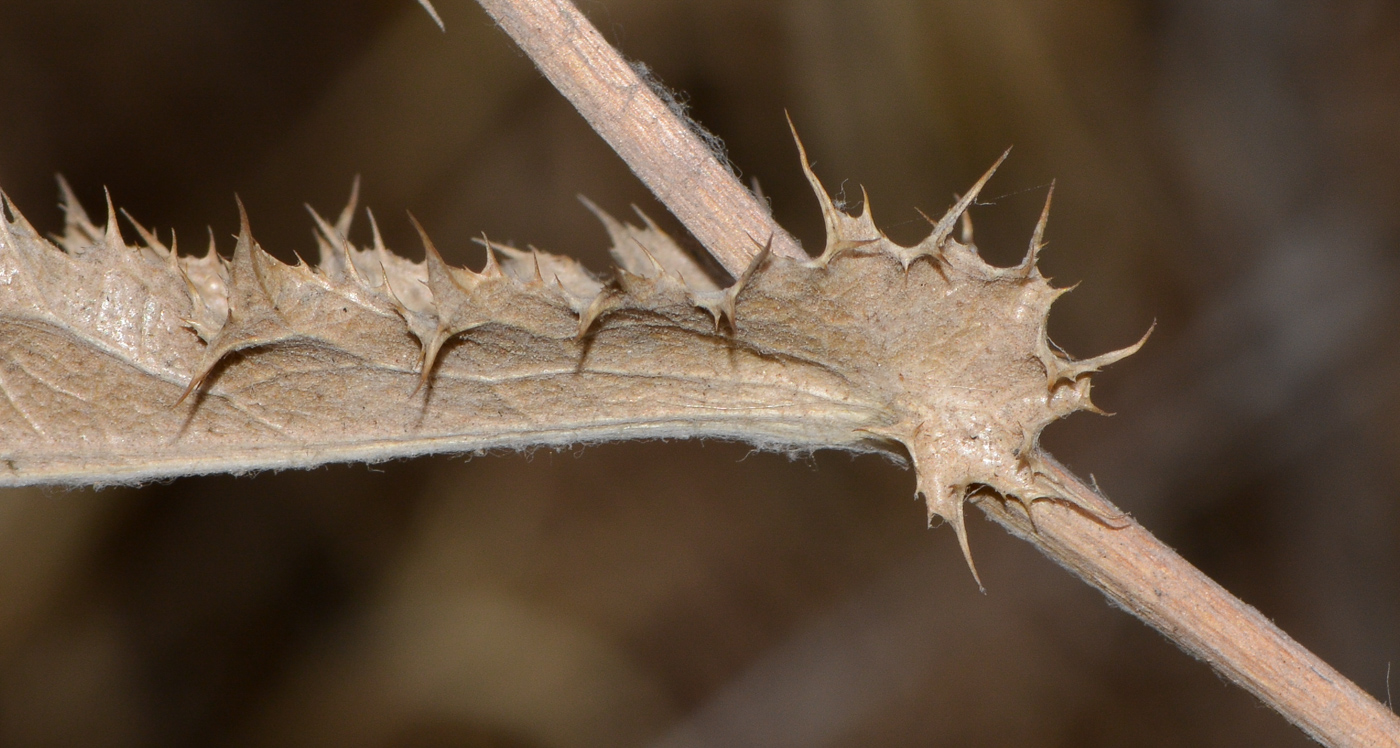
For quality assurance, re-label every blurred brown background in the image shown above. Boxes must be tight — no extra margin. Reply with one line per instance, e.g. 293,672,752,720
1,0,1398,745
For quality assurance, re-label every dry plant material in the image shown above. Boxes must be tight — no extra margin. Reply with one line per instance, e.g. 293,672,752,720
0,152,1136,585
3,1,1398,744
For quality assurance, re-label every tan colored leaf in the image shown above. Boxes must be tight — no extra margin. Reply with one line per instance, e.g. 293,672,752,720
0,159,1142,580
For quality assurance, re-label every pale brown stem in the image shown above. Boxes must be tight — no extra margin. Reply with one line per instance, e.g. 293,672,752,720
472,0,805,276
472,0,1400,744
978,454,1400,748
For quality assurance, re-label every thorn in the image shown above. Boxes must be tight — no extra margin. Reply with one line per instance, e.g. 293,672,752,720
1063,320,1155,380
921,479,985,593
166,229,181,269
366,208,388,256
335,175,361,240
928,148,1010,251
636,243,664,277
1019,181,1054,278
629,204,661,232
56,175,82,216
57,175,94,230
409,212,446,268
307,204,345,272
479,233,502,278
174,372,205,407
413,330,449,395
787,112,844,264
235,195,253,249
950,501,984,593
55,176,102,250
696,234,772,331
102,188,124,251
577,291,612,339
577,194,609,224
960,206,974,244
581,196,648,275
204,226,220,261
750,176,769,213
120,208,170,256
1019,496,1043,534
409,211,466,292
417,0,445,31
408,212,471,393
308,204,367,283
3,190,39,240
730,234,772,302
530,249,545,285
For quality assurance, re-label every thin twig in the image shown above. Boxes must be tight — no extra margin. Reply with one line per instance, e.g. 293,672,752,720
473,0,804,276
470,0,1400,744
980,455,1400,747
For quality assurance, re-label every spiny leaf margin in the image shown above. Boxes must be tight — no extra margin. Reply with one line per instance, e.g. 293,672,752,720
0,156,1143,581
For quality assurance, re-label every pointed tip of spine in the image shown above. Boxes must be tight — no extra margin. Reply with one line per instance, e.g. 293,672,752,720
921,479,984,594
58,175,83,210
305,203,334,239
203,226,220,261
307,203,358,280
57,175,95,234
950,507,986,595
407,211,440,265
478,233,503,278
1063,320,1155,383
174,376,202,408
412,212,479,299
176,348,226,406
1019,181,1054,277
102,188,124,251
417,0,445,31
235,195,252,245
2,191,42,247
725,236,773,325
698,234,773,330
335,176,361,239
857,185,873,221
530,249,545,285
414,331,450,395
167,228,180,268
787,113,847,262
577,292,612,339
578,195,632,258
55,174,78,205
120,208,171,257
366,208,388,256
230,198,259,279
735,234,772,289
928,148,1010,251
577,194,607,222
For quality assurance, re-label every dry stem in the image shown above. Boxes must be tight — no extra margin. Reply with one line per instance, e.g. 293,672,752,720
472,0,804,276
986,456,1400,747
474,0,1400,744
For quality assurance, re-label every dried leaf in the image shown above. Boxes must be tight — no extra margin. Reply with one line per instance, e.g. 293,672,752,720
0,160,1143,579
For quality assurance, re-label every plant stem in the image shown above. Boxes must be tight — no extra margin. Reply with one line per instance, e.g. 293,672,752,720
985,455,1400,748
472,0,804,276
471,0,1400,744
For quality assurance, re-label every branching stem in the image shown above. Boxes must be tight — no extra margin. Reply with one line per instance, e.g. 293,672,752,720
475,0,1400,744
